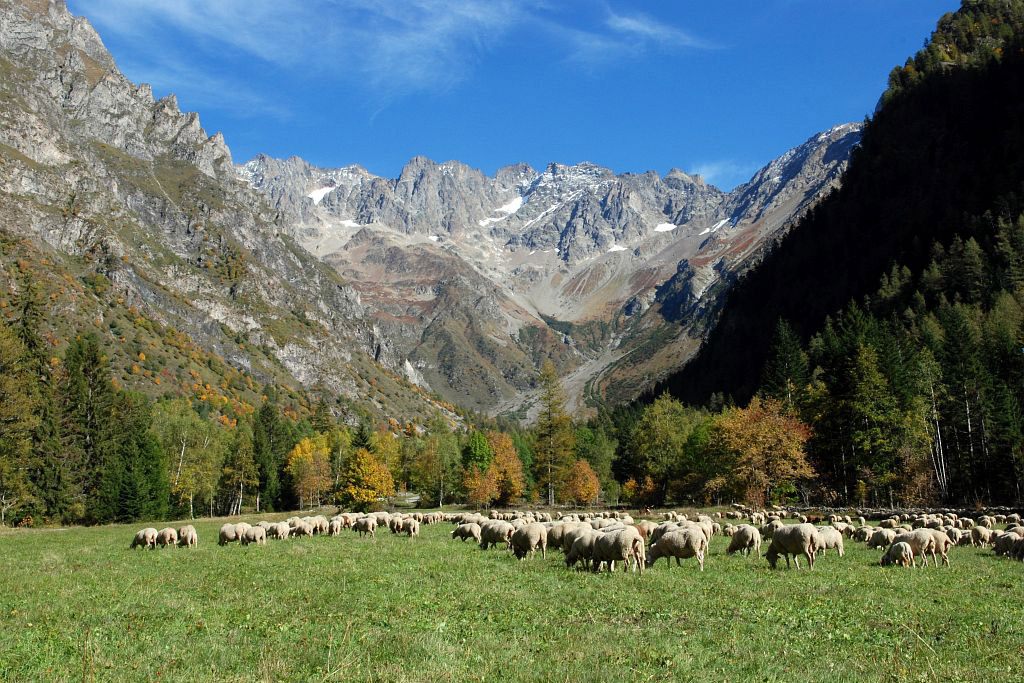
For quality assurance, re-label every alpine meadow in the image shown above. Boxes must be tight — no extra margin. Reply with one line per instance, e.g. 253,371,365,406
1,1,1024,681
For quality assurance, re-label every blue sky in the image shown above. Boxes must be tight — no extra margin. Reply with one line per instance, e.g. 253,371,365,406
68,0,959,189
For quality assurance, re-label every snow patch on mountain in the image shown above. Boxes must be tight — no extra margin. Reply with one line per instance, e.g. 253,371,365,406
654,223,677,232
308,186,336,204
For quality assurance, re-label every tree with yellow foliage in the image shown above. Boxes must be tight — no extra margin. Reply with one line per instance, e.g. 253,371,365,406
339,447,394,511
285,434,332,509
485,431,525,505
463,464,498,507
563,460,600,506
709,396,813,506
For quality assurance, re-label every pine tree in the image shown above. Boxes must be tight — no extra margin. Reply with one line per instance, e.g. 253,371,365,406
760,319,809,414
12,275,67,521
252,395,285,512
0,319,40,524
61,334,119,523
533,361,575,506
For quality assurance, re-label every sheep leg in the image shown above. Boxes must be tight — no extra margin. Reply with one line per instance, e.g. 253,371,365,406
806,550,814,569
697,551,704,572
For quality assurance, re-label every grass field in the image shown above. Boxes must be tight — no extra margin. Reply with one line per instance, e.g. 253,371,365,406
1,512,1022,682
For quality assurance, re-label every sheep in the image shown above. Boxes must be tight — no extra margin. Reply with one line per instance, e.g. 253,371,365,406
563,524,600,554
219,523,239,545
726,525,761,557
994,532,1018,556
292,521,314,538
760,519,785,540
971,526,993,546
634,520,657,540
881,541,915,567
891,530,938,567
155,527,179,548
814,526,845,557
389,516,404,534
867,528,897,549
922,529,952,567
511,523,548,560
592,527,645,574
565,531,600,570
130,527,158,550
765,523,819,570
402,519,420,537
452,523,482,543
479,521,514,550
268,522,291,540
649,527,707,571
234,522,252,540
241,526,267,546
326,519,341,536
353,517,377,538
177,525,198,548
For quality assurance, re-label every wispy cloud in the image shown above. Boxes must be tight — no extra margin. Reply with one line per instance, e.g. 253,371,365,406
72,1,716,105
605,11,716,50
691,159,761,190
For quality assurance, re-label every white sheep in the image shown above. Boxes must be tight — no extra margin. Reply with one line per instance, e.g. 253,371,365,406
765,523,819,570
241,526,267,546
177,525,198,548
881,541,914,567
219,523,239,545
592,527,645,574
726,524,761,557
511,523,548,560
452,523,482,543
353,517,376,538
649,527,707,571
130,527,158,550
156,528,178,548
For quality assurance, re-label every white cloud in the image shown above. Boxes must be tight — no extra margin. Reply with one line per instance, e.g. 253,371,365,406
605,11,716,50
73,0,715,101
691,160,761,190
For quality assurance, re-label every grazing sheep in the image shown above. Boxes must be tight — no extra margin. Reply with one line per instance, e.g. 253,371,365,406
402,519,420,537
922,529,952,567
389,516,404,534
814,526,845,557
234,522,252,540
765,524,819,570
592,527,645,574
511,523,548,560
634,520,657,540
891,530,938,567
328,519,343,536
219,523,239,545
241,526,267,546
479,521,514,550
156,528,178,548
177,525,198,548
649,527,707,571
971,526,993,546
292,521,314,538
881,541,915,567
565,531,600,570
452,523,482,543
867,528,897,549
353,517,377,538
130,527,158,550
268,522,291,540
726,525,761,557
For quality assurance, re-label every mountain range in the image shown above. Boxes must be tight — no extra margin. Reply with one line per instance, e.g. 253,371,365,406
0,0,860,421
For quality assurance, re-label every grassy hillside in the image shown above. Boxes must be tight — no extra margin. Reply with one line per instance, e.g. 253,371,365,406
0,514,1021,682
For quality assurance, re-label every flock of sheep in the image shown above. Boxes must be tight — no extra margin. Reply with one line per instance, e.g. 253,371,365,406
127,504,1024,574
445,505,1024,572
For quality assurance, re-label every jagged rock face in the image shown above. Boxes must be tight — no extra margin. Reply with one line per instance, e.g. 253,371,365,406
0,0,451,421
243,123,861,414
